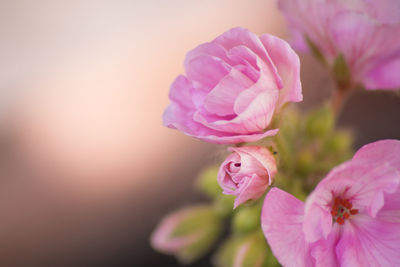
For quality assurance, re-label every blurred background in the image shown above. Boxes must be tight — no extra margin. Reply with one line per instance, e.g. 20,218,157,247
0,0,399,266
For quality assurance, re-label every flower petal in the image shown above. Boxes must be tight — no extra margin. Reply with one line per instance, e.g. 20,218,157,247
194,89,278,134
336,213,400,267
310,225,341,267
233,174,268,208
363,55,400,90
213,27,283,88
353,139,400,168
329,11,400,85
203,67,253,116
195,128,279,145
185,55,231,91
259,33,303,108
229,146,277,185
261,188,314,267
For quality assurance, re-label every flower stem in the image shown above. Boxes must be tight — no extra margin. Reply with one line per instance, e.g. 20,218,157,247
331,84,351,117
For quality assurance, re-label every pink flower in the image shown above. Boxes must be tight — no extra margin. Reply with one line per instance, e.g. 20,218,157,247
279,0,400,90
261,139,400,266
218,146,277,208
163,27,302,144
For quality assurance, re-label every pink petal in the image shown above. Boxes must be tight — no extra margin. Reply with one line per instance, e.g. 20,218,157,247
310,225,340,267
213,27,283,88
377,186,400,223
233,174,268,208
261,188,314,267
193,89,278,134
303,202,333,243
336,214,400,267
363,56,400,90
185,42,230,66
203,67,253,116
329,11,400,84
229,146,277,184
185,55,231,91
353,139,400,173
259,34,303,108
168,75,195,109
227,45,261,83
194,128,279,145
278,0,338,60
364,0,400,24
233,49,280,115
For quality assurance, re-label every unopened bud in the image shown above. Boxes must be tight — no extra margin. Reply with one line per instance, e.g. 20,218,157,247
151,205,222,264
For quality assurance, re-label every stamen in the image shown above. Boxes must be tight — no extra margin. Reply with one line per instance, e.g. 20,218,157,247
350,209,358,215
331,197,357,224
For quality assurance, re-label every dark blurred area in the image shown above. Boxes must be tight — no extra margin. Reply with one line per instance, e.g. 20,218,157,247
0,1,399,267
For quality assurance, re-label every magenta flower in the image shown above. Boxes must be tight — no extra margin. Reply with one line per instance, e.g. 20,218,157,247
218,146,277,208
279,0,400,90
163,27,302,144
261,139,400,266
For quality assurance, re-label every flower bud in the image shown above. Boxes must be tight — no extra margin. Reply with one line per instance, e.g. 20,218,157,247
196,165,222,199
232,205,261,234
218,146,277,208
214,232,278,267
305,105,334,138
150,205,222,264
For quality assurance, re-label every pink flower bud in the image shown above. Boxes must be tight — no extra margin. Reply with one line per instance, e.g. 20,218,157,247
150,205,222,264
218,146,277,208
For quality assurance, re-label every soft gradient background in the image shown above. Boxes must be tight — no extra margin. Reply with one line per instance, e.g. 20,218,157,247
0,1,399,266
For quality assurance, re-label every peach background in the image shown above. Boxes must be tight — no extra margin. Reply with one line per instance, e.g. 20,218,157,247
0,1,399,266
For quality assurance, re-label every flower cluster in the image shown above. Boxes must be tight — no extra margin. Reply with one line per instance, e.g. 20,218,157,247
153,1,400,266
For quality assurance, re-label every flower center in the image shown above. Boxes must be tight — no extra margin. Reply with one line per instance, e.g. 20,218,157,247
331,197,358,225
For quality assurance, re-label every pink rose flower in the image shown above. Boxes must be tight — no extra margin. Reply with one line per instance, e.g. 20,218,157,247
261,139,400,266
279,0,400,90
163,27,302,144
218,146,277,208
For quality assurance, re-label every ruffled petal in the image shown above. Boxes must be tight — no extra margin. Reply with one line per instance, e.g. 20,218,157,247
213,27,283,88
185,55,231,91
229,146,277,185
233,174,268,208
168,75,195,109
193,89,278,134
185,42,230,66
203,67,253,116
353,139,400,172
259,33,303,108
278,0,338,60
310,225,340,267
329,11,400,85
233,52,279,115
363,55,400,90
261,188,314,267
336,213,400,267
195,128,279,145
